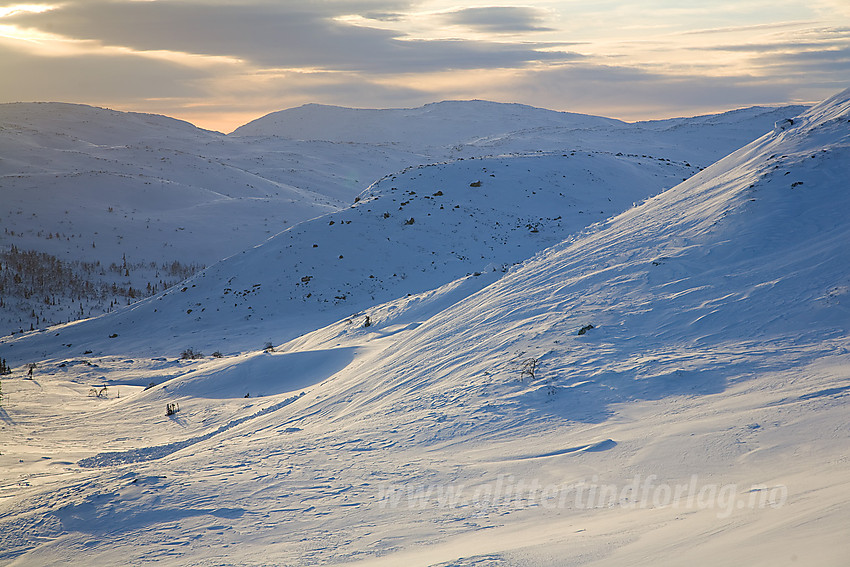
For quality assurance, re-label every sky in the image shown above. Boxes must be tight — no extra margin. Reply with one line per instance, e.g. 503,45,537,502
1,0,848,132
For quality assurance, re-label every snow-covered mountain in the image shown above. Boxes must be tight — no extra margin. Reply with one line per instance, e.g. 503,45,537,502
234,100,810,168
1,101,803,337
462,104,811,166
0,103,334,334
231,100,625,147
324,88,850,434
1,91,847,565
3,149,700,360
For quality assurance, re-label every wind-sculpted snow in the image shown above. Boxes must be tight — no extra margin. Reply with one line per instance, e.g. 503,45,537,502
77,392,304,468
1,100,804,337
2,150,699,360
323,88,850,435
0,104,421,336
1,90,849,567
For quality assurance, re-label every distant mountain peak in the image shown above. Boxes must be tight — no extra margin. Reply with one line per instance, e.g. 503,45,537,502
229,99,623,142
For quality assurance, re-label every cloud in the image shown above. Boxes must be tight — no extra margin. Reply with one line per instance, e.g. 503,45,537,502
441,6,555,33
5,1,574,72
689,27,850,80
812,0,850,18
694,24,850,50
419,61,824,120
160,68,436,132
700,41,840,52
0,41,208,102
679,20,818,36
360,11,407,22
758,45,850,74
2,0,847,132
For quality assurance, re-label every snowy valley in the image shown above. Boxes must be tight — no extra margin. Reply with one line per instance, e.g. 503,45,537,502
1,92,849,566
0,100,803,337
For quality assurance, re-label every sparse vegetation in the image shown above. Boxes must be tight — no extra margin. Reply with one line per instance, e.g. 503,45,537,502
0,245,204,334
88,385,108,397
578,324,594,335
180,348,204,360
0,358,11,376
520,357,538,380
263,342,275,353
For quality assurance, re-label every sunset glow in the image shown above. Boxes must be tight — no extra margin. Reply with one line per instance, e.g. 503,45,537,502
1,0,848,131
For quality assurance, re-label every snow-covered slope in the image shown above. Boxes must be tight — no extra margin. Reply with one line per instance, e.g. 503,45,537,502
231,100,625,145
0,102,342,265
2,150,699,360
1,100,804,337
322,89,850,432
282,87,848,565
464,104,811,167
0,104,425,335
0,102,219,147
1,89,847,566
233,101,808,168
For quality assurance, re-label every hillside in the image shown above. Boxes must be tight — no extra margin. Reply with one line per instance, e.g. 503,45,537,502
0,89,847,566
0,104,423,335
2,150,698,360
230,100,625,145
0,101,804,337
465,104,811,167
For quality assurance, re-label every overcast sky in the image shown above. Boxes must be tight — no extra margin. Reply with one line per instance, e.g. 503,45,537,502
1,0,848,132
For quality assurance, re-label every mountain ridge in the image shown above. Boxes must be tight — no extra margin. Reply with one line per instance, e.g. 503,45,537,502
1,99,806,337
0,89,848,566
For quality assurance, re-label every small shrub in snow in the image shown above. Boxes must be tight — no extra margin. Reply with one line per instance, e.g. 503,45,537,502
166,402,180,416
520,358,538,381
88,385,108,397
180,348,203,360
577,324,594,336
211,351,224,358
263,342,275,353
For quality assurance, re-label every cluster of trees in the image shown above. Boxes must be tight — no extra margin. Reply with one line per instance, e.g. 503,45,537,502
1,246,204,302
0,245,204,333
0,246,105,302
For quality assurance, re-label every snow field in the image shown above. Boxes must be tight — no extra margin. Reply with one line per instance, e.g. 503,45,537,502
1,92,848,565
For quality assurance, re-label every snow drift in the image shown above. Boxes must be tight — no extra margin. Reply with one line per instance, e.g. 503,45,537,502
1,90,848,566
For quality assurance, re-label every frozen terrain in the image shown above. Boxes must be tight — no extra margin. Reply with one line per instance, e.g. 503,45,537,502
1,90,848,565
1,100,804,336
